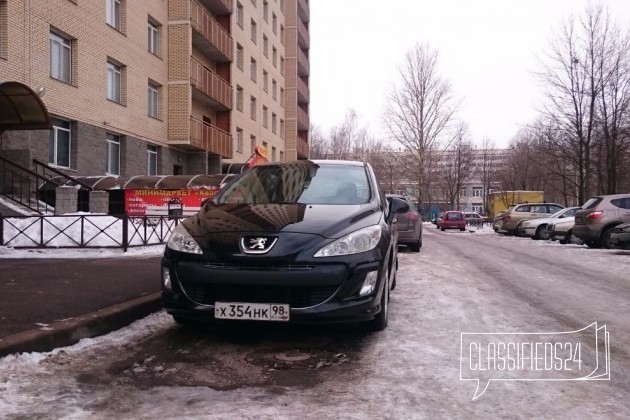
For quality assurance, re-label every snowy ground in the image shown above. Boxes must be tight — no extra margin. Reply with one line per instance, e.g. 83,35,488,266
0,224,629,418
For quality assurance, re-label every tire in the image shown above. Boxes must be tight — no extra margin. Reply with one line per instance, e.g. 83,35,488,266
367,276,389,332
440,227,445,231
585,240,601,248
534,225,549,240
600,227,617,249
390,258,398,290
460,228,465,231
409,237,422,252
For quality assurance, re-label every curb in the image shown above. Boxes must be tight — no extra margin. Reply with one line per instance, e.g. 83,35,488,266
0,293,162,358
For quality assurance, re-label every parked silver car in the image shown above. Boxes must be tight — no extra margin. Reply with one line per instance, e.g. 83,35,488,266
518,207,581,240
547,217,582,245
609,222,630,249
573,194,630,248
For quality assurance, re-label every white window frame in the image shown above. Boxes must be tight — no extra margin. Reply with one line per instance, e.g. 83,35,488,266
250,96,257,120
250,135,256,155
236,86,244,112
250,57,257,82
262,105,268,128
148,82,159,118
49,118,71,168
106,133,121,175
236,44,244,70
236,128,243,153
148,21,159,55
50,32,72,84
147,145,158,175
250,19,257,44
107,61,122,103
263,0,268,22
106,0,122,31
236,2,244,28
472,188,483,197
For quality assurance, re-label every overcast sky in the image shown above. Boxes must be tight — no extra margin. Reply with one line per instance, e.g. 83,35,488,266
309,0,630,148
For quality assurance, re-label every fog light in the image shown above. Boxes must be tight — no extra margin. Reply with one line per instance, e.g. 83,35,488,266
162,267,172,290
359,271,379,296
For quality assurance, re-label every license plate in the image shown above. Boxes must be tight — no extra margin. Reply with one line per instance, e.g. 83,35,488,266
214,302,290,322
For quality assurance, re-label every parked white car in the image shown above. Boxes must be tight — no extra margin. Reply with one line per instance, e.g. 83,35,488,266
547,216,583,245
518,207,581,240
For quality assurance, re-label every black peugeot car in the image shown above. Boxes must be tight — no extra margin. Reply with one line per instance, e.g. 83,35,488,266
161,159,409,331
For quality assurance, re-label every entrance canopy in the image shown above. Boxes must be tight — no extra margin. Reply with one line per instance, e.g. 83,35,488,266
0,81,52,131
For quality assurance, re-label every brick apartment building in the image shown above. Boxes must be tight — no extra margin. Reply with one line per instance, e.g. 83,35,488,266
0,0,309,177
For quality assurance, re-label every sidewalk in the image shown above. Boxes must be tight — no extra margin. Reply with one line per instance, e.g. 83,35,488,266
0,255,163,357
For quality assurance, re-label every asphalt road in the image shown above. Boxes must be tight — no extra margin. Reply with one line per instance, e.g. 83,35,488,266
0,256,161,337
1,228,629,418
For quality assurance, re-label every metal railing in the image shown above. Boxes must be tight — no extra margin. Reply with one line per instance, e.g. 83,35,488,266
0,155,53,214
0,214,180,252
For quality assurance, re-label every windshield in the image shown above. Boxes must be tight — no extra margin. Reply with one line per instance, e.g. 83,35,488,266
217,161,371,205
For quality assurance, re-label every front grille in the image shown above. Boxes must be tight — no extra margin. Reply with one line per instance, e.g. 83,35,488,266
181,282,338,308
202,263,314,271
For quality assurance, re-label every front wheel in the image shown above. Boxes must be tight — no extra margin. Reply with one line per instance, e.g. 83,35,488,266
601,227,617,249
535,225,550,240
367,277,389,332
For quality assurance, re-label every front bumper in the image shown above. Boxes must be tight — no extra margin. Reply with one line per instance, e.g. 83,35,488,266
161,255,387,324
609,232,630,246
518,226,536,237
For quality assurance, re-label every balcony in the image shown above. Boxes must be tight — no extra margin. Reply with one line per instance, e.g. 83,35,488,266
198,0,232,15
298,0,309,23
298,48,309,77
297,76,309,104
190,58,232,111
298,18,309,49
297,106,309,131
190,117,233,158
191,0,233,63
297,137,309,159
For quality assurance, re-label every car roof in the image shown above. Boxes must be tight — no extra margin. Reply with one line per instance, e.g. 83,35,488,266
311,159,366,167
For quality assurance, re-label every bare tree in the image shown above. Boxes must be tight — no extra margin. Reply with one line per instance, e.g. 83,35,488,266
384,43,459,209
538,4,611,203
308,125,328,159
476,137,499,215
437,123,473,209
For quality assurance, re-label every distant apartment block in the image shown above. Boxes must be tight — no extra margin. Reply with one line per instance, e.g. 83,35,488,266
0,0,309,177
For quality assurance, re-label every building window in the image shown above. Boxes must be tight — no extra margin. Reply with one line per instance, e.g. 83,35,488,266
106,133,121,175
263,70,268,92
472,187,483,197
263,34,268,57
279,151,284,162
263,0,268,22
236,44,243,70
236,128,243,153
147,145,158,175
106,0,122,31
280,25,284,45
272,13,277,34
148,20,159,55
272,79,277,100
459,188,467,197
250,96,257,120
280,119,284,138
271,112,277,134
272,146,276,162
50,32,72,84
250,19,257,44
148,82,159,118
250,135,256,155
272,46,277,67
472,204,483,213
280,87,284,107
251,0,256,6
250,57,257,81
280,56,284,75
262,105,268,128
236,1,244,28
49,118,71,168
107,60,122,103
236,85,243,111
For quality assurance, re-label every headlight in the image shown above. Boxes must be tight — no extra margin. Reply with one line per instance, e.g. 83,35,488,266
167,223,202,254
314,225,381,257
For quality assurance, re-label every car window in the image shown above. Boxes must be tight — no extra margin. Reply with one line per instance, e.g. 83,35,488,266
611,197,630,209
530,205,545,213
582,197,602,209
515,205,530,212
547,205,563,213
218,162,371,205
447,212,463,220
563,208,578,217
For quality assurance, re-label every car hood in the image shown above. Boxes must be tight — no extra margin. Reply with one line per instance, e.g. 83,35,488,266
551,216,575,227
183,202,382,244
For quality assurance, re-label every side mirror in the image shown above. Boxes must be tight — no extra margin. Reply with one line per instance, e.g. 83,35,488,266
390,197,409,214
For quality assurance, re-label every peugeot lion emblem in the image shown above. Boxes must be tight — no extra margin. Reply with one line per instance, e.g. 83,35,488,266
240,236,278,254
